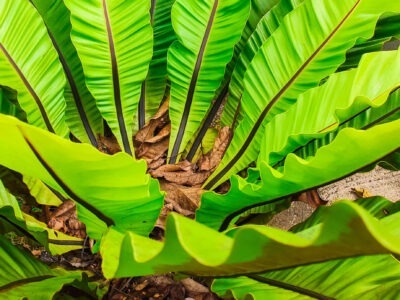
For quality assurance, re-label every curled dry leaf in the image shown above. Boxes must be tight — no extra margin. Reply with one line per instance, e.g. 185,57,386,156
352,187,373,198
151,161,208,186
150,127,231,187
98,135,121,154
135,100,170,168
155,179,203,230
181,278,218,300
198,126,231,172
293,189,327,208
47,200,86,238
160,180,202,216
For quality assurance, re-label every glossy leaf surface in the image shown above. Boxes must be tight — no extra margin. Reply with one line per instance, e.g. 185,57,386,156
101,201,400,278
30,0,104,146
205,0,400,189
198,120,400,230
0,115,163,240
138,0,176,129
168,0,250,163
212,198,400,299
64,0,153,154
0,235,100,299
0,0,68,136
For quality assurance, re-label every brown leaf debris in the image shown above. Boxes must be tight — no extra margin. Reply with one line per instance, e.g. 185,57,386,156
135,100,170,169
47,200,86,238
98,135,121,154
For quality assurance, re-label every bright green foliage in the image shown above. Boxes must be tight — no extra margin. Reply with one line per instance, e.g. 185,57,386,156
64,0,153,155
139,0,176,128
0,180,83,254
101,200,400,278
0,0,399,298
199,121,400,230
167,0,250,163
0,115,163,240
212,198,400,299
0,235,103,299
197,49,400,230
205,0,400,189
23,176,63,207
221,0,303,127
0,0,68,136
30,0,104,146
213,254,400,299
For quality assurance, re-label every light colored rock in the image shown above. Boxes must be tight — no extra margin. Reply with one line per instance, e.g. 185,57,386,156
268,167,400,230
318,167,400,203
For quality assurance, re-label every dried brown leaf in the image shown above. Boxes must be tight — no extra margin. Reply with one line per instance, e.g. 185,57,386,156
137,138,169,165
47,200,86,238
146,124,171,144
180,279,209,294
98,136,121,154
161,181,202,215
293,189,327,208
352,187,373,198
135,100,170,144
199,126,231,172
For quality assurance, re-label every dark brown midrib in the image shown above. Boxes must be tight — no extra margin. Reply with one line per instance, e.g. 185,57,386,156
0,216,85,247
0,44,55,133
272,95,400,168
247,275,335,300
138,82,146,129
54,39,99,147
217,96,400,230
29,0,99,147
102,0,132,155
138,0,157,130
169,0,219,163
150,0,156,25
22,134,115,227
186,81,229,161
218,146,399,231
204,0,361,190
0,275,55,292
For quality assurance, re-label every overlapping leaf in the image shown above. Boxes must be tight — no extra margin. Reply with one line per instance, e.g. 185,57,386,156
258,50,400,166
0,0,68,136
197,120,400,230
167,0,250,163
212,254,400,299
339,13,400,71
0,181,83,255
30,0,104,146
64,0,153,154
291,197,400,233
23,176,63,207
101,200,400,278
205,0,400,189
0,87,26,121
0,115,163,240
186,0,289,160
282,89,399,172
377,150,400,171
221,0,304,127
212,198,400,299
138,0,176,129
0,236,102,299
197,50,400,230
